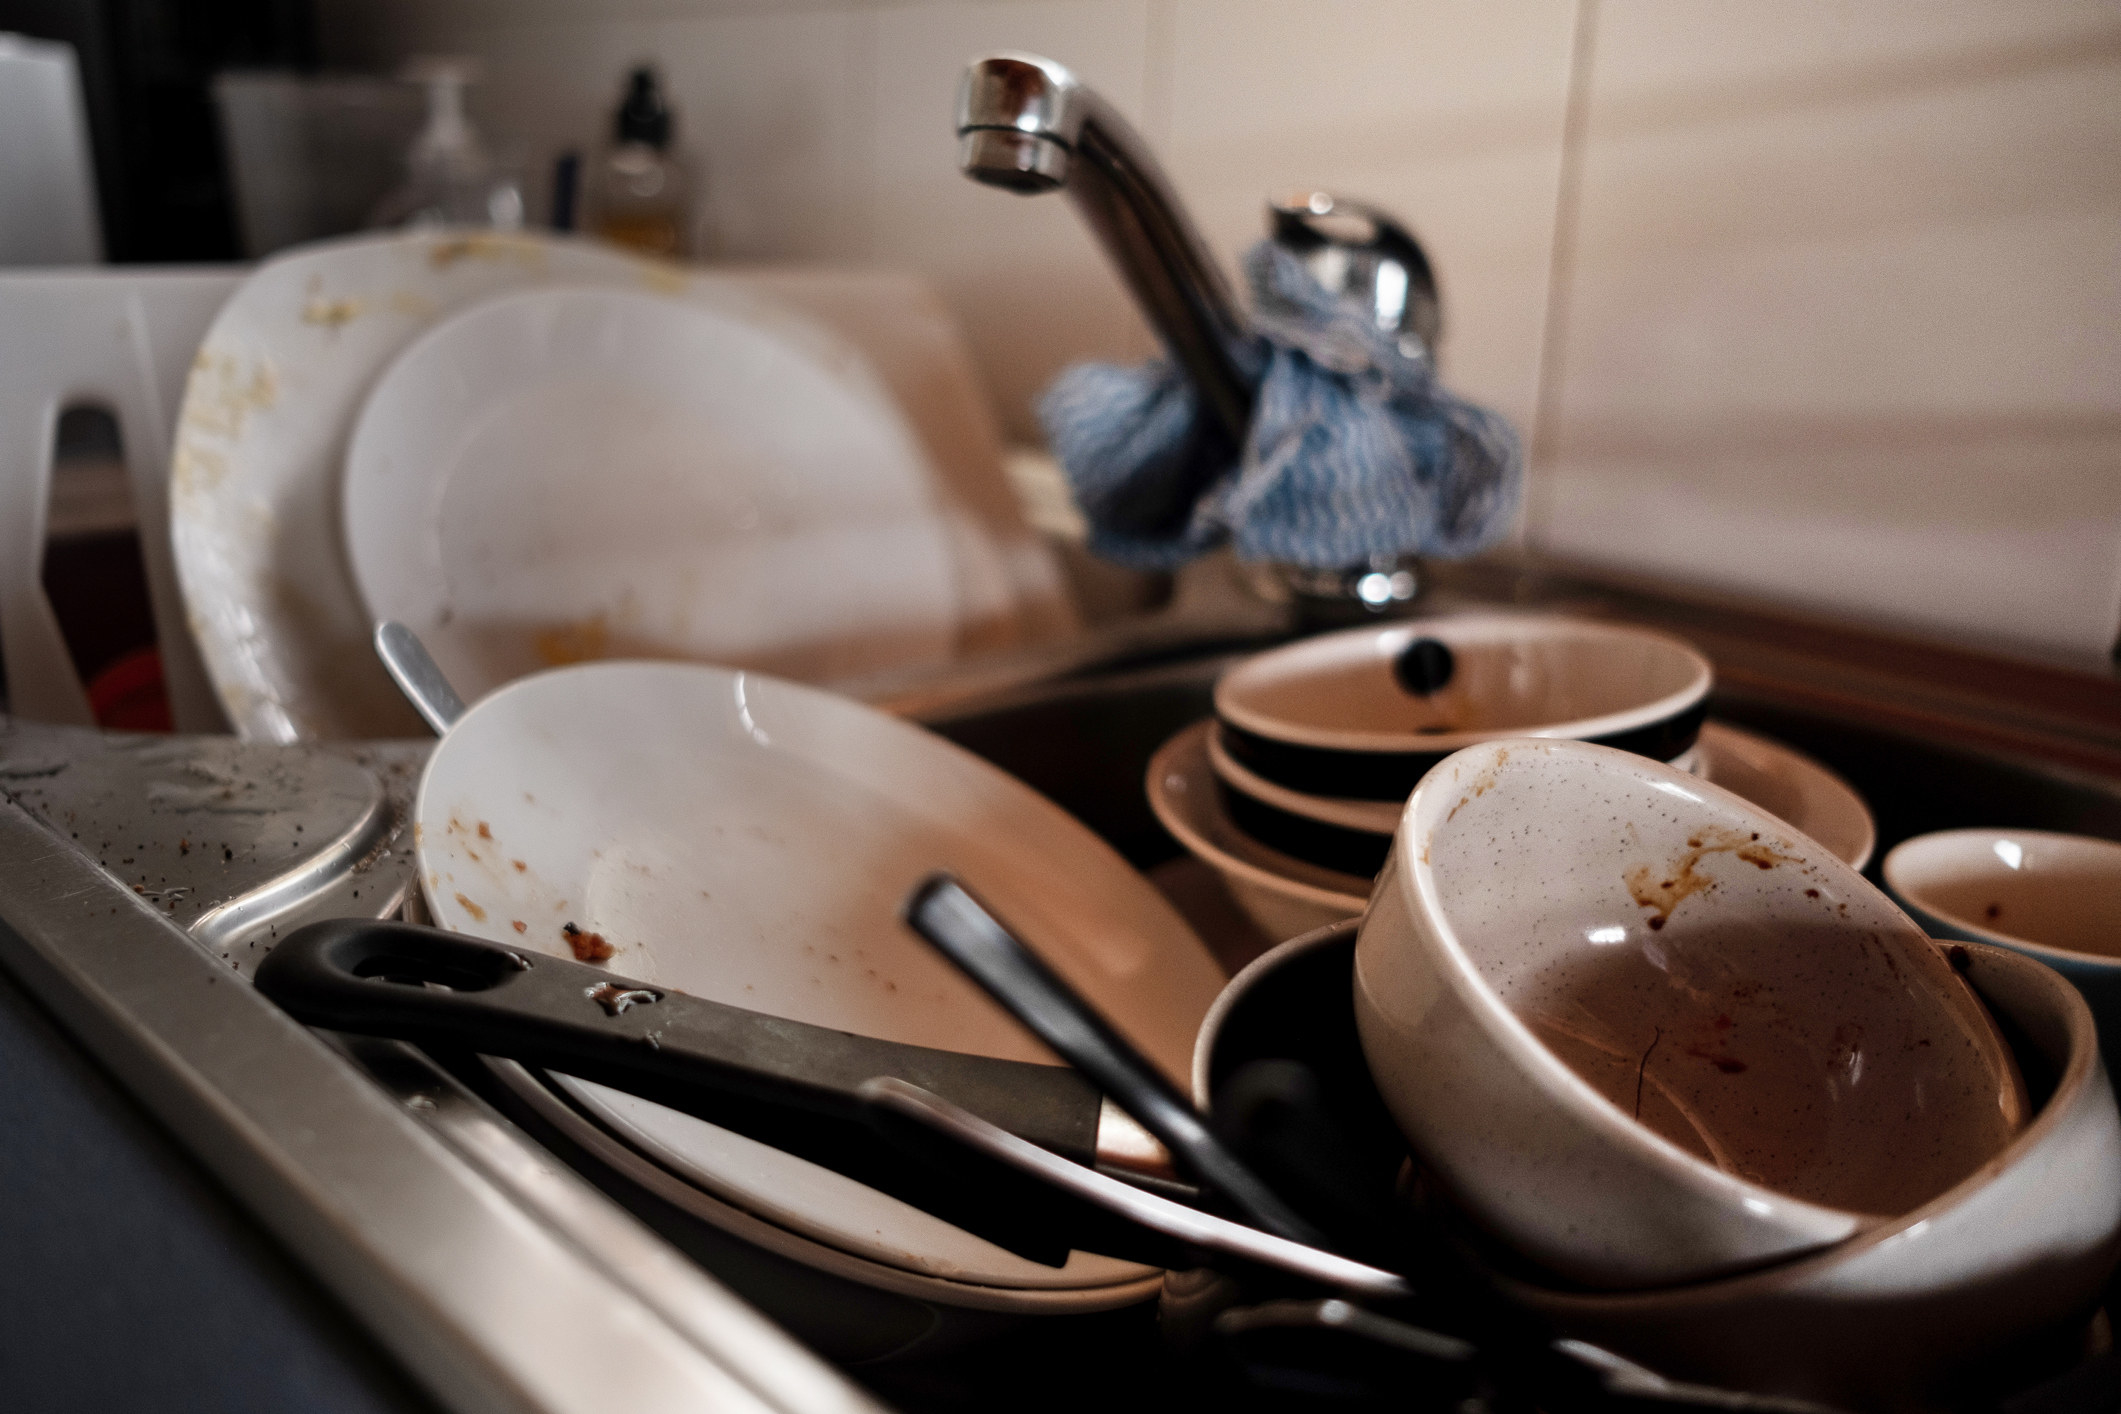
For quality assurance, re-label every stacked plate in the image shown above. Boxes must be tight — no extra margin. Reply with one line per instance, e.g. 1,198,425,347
414,661,1227,1347
1149,614,1876,940
170,229,1074,741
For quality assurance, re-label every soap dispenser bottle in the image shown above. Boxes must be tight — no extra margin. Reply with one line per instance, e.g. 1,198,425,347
589,66,696,258
369,56,526,231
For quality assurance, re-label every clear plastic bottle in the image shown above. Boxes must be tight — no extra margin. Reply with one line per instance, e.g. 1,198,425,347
368,57,525,231
588,67,696,258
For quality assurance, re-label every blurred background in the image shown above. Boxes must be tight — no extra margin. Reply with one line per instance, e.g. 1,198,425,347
6,0,2118,666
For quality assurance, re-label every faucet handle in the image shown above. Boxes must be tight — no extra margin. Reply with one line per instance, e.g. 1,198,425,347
1269,191,1442,361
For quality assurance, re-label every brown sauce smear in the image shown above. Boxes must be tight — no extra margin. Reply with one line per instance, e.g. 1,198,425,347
562,921,614,963
1626,827,1803,931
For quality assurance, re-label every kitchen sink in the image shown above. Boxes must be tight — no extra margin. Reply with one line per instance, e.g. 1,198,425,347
1,565,2117,1413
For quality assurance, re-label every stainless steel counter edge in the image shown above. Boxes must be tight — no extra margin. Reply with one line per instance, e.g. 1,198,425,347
0,795,884,1414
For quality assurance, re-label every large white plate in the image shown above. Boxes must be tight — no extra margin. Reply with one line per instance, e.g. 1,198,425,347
171,230,1067,741
343,285,959,702
416,660,1223,1290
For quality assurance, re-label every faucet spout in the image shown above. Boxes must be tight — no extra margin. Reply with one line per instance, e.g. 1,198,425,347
957,52,1259,447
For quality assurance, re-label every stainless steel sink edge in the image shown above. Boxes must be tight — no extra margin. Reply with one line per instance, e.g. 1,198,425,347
0,791,883,1414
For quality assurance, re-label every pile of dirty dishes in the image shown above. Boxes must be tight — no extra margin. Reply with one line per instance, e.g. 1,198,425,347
1193,738,2121,1407
1148,614,1875,940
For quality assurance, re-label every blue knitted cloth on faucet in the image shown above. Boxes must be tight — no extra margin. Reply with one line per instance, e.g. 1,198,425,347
1039,241,1522,570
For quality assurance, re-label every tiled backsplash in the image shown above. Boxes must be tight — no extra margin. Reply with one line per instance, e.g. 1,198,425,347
315,0,2121,663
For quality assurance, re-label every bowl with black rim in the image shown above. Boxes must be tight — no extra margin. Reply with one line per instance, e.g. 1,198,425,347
1207,614,1712,876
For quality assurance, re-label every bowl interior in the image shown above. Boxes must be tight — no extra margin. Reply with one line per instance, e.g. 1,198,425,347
1216,616,1709,750
1200,929,2091,1290
1409,741,2023,1218
1888,831,2121,961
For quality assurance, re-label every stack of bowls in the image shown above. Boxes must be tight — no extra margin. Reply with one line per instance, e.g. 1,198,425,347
1189,739,2121,1407
1148,614,1717,939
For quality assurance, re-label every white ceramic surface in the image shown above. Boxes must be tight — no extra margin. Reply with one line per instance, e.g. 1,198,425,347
1885,829,2121,964
1355,738,2024,1289
1507,941,2121,1408
1146,721,1370,941
169,229,1063,741
343,284,959,703
1207,720,1875,871
495,1061,1163,1319
1214,614,1711,753
416,660,1223,1290
1192,926,2121,1407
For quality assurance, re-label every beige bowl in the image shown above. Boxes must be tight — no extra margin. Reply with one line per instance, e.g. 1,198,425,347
1356,738,2026,1289
1146,721,1368,942
1190,925,2121,1408
1501,940,2121,1408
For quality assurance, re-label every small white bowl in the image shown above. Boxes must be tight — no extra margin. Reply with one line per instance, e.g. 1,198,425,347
1885,828,2121,1070
1356,739,2026,1289
1214,614,1713,802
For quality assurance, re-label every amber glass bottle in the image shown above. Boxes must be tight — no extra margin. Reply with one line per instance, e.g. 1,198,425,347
588,67,695,258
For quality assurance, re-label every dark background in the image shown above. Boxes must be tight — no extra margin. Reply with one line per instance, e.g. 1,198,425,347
0,0,315,261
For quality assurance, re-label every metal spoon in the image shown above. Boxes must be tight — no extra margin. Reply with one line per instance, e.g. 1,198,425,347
374,620,465,733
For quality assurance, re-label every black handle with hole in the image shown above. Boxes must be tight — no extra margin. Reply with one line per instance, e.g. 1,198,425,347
256,917,1141,1265
903,874,1330,1249
1392,638,1454,696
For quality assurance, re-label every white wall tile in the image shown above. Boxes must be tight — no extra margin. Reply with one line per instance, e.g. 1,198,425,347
313,0,2121,656
1531,0,2121,657
1162,0,1581,478
313,6,872,260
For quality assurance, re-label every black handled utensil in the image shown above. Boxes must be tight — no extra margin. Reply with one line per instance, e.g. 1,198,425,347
862,1077,1410,1298
903,873,1330,1249
255,917,1181,1265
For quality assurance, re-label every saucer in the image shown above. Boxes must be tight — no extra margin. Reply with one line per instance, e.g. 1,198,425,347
1147,721,1372,942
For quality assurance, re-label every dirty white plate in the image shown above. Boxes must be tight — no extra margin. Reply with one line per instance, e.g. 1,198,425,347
416,660,1222,1291
170,230,1063,741
344,284,960,702
1204,721,1874,871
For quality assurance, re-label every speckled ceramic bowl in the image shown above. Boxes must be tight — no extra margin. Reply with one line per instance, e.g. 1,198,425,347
1192,925,2121,1409
1355,739,2026,1290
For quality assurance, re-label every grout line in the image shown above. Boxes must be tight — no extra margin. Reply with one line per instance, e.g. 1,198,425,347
848,2,880,263
1521,0,1601,547
1142,0,1176,152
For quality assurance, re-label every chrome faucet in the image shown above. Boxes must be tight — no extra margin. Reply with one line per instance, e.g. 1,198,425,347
956,52,1261,447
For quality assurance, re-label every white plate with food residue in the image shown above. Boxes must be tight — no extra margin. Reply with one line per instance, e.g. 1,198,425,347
415,660,1223,1299
170,229,1071,742
342,284,966,707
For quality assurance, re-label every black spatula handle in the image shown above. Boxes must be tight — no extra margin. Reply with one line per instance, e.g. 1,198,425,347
903,874,1328,1249
257,917,1103,1159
